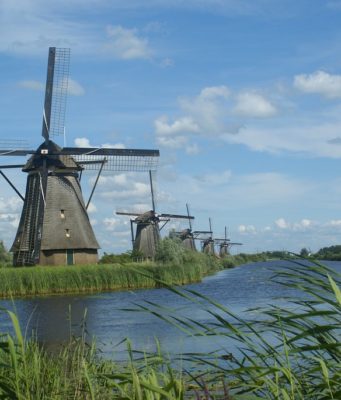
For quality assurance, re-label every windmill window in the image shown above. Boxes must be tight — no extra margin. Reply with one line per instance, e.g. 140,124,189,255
60,210,65,219
65,229,71,238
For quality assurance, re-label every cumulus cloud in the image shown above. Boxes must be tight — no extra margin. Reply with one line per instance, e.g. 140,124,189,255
234,92,277,117
105,25,152,60
155,116,199,136
154,85,233,150
294,71,341,98
74,137,126,149
275,218,290,229
274,218,314,231
238,224,256,234
222,121,341,158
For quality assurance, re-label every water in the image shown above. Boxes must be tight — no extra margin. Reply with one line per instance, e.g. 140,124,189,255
1,260,340,359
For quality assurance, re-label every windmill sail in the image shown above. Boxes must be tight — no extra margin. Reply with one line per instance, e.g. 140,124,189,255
42,47,70,141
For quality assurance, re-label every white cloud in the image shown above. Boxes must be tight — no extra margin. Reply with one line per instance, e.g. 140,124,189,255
234,92,277,117
327,219,341,226
67,78,85,96
200,86,230,99
17,80,44,91
185,143,200,155
154,85,232,149
222,121,341,158
275,218,289,229
74,137,126,149
155,116,199,136
100,182,150,200
238,224,256,234
274,218,314,231
105,25,152,60
75,137,91,147
294,71,341,99
87,202,97,213
156,135,188,149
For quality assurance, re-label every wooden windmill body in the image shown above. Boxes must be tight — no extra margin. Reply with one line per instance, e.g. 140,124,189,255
0,48,159,266
117,172,193,259
215,226,242,258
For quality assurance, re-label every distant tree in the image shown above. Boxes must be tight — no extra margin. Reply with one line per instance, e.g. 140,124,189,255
300,248,310,257
99,252,132,264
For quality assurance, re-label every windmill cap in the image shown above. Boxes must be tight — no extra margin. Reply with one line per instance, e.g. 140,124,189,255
23,140,81,171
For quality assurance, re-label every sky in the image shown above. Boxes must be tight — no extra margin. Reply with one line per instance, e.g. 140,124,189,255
1,0,341,254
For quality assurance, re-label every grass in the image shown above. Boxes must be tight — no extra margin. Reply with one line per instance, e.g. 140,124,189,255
0,253,222,298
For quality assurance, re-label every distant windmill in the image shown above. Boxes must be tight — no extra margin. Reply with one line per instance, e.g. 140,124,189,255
0,47,159,266
215,226,242,257
175,204,212,251
201,217,216,256
116,171,193,259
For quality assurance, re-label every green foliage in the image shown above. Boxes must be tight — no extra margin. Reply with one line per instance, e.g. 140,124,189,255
155,237,187,265
314,244,341,260
0,241,12,267
99,251,132,264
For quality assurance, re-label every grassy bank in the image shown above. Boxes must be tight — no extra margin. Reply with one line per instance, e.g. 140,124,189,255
0,253,221,298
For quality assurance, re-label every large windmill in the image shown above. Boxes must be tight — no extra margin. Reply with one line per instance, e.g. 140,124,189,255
214,226,242,257
0,47,159,266
116,171,193,259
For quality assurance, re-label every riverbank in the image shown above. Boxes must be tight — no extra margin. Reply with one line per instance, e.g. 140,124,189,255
0,255,222,299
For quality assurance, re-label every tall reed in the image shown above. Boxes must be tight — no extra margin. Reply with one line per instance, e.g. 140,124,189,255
130,258,341,398
0,256,222,298
0,309,185,399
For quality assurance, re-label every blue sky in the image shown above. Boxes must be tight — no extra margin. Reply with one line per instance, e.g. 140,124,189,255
1,0,341,254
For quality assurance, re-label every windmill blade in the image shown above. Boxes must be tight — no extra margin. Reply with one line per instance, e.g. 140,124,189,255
59,147,159,171
0,149,35,157
42,47,70,142
186,203,192,231
116,211,143,217
149,170,156,212
215,238,231,243
159,213,194,219
0,164,25,168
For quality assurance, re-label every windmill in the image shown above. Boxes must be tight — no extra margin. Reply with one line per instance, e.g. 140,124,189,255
201,217,216,256
175,204,212,251
116,171,193,259
215,226,242,257
0,47,159,266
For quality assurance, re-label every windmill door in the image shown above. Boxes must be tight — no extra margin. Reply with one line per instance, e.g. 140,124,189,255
66,249,74,265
